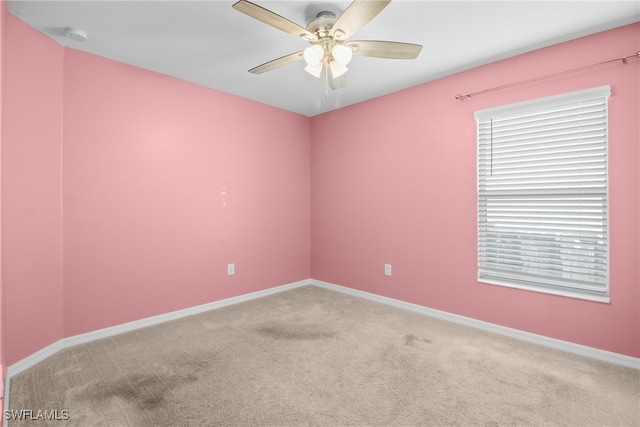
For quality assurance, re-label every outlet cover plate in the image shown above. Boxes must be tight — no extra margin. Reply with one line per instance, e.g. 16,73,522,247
384,264,392,276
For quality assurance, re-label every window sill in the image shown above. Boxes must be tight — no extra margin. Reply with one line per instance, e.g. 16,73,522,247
478,278,611,304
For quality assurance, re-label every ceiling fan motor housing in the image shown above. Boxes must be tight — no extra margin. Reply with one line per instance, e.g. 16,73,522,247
306,11,337,36
306,11,349,57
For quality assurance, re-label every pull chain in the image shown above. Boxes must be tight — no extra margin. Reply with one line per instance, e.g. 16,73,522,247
324,58,329,100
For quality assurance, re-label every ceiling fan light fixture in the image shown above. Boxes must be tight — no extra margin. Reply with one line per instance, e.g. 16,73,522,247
304,62,323,78
232,0,423,91
331,44,353,66
303,45,324,66
329,60,348,78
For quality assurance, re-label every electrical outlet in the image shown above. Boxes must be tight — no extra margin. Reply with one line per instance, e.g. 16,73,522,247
384,264,392,276
227,263,235,276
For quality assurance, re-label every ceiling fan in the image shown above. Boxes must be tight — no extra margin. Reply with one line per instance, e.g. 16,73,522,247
232,0,422,90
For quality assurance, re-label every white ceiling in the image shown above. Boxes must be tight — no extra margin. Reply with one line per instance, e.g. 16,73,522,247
7,1,640,117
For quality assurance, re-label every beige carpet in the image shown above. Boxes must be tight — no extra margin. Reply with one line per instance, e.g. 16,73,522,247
8,285,640,426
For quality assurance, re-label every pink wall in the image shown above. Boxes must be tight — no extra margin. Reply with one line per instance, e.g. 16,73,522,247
1,15,310,365
311,23,640,357
62,50,311,337
2,14,64,365
0,0,6,382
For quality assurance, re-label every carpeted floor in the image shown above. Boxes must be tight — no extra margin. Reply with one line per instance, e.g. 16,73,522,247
8,285,640,426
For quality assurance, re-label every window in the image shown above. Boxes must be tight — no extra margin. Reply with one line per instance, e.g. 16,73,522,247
476,86,610,302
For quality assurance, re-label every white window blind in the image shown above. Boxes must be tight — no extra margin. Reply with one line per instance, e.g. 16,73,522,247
476,86,610,300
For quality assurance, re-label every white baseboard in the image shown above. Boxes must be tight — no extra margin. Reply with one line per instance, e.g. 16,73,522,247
310,279,640,370
3,279,311,417
4,276,638,412
5,279,311,385
60,279,310,351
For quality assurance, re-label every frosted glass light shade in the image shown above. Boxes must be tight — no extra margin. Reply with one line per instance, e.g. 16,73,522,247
304,62,323,78
329,60,348,78
331,44,353,66
303,45,324,66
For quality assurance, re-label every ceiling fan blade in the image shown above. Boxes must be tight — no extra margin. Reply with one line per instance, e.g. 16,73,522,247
346,40,422,59
249,51,304,74
330,0,391,40
233,0,317,41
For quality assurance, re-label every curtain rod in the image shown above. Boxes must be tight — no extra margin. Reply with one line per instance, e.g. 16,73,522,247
455,51,639,101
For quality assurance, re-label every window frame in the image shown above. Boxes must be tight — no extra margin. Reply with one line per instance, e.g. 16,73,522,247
475,85,611,303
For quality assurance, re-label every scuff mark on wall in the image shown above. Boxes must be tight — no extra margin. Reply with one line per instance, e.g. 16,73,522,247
220,185,228,208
